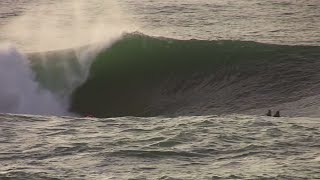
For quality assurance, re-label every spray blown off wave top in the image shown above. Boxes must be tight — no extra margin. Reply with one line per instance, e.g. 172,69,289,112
0,0,134,115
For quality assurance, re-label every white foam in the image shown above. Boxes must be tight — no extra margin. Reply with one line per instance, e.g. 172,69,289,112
0,44,67,115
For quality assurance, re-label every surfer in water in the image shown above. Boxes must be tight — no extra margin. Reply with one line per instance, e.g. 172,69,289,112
266,110,272,116
273,111,280,117
265,110,280,117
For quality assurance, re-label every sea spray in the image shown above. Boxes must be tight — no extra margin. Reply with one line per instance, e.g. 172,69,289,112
0,0,136,116
28,36,121,99
0,44,66,115
1,0,134,52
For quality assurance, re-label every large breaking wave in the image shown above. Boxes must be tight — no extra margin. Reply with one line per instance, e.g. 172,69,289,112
69,33,320,117
2,33,320,117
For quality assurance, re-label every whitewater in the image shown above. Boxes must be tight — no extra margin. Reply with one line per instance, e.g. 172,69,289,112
0,0,320,179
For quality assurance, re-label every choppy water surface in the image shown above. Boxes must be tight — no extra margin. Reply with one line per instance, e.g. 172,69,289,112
129,0,320,45
0,114,319,179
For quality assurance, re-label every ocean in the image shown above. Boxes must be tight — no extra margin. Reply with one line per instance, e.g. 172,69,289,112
0,0,320,179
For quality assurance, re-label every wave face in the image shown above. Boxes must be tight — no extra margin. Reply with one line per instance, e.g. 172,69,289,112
69,33,320,117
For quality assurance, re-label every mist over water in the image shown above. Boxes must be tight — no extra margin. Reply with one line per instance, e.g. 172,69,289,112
0,0,135,116
1,0,133,51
